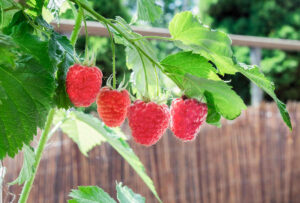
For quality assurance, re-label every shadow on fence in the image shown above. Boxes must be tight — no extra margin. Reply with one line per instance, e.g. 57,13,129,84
3,102,300,203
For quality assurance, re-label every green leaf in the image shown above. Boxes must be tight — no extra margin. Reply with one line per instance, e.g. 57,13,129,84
49,32,74,109
135,0,162,23
0,34,55,159
68,186,116,203
9,145,35,185
183,74,247,120
113,17,165,100
46,0,66,21
236,63,292,130
161,51,220,89
116,182,145,203
204,91,221,127
24,0,45,17
67,111,161,202
169,11,236,75
54,110,107,156
0,0,20,28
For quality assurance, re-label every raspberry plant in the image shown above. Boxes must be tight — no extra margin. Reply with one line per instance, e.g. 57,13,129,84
0,0,292,202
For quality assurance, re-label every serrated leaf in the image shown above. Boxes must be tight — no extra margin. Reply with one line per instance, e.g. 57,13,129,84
169,11,236,75
183,74,247,120
161,51,220,89
0,12,56,159
113,17,165,100
68,186,116,203
116,182,145,203
135,0,162,23
67,111,161,202
236,63,292,129
9,145,35,185
54,110,106,156
49,32,74,109
0,33,55,159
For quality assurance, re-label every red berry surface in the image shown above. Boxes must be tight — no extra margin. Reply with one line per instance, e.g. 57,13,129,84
171,98,207,141
97,87,131,127
66,64,103,107
127,100,170,146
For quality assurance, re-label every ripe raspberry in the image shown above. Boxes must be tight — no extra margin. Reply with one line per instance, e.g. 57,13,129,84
66,64,103,107
96,87,131,127
127,100,170,146
171,98,207,141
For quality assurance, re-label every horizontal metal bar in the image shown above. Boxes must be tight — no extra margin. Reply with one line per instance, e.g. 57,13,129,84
51,20,300,51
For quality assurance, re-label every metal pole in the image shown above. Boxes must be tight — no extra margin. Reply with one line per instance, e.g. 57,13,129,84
250,47,263,106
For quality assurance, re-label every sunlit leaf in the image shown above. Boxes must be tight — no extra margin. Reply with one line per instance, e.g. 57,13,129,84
9,145,35,185
183,74,247,120
117,182,145,203
68,186,116,203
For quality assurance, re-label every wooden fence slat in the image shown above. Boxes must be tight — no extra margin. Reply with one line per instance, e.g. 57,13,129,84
2,102,300,203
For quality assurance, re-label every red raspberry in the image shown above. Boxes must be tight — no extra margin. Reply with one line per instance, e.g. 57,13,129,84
66,64,103,107
127,100,170,146
171,98,207,141
96,87,131,127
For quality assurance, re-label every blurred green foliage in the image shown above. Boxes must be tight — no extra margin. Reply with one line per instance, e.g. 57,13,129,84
208,0,300,102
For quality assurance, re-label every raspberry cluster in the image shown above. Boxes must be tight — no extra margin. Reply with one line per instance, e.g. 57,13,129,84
66,64,208,146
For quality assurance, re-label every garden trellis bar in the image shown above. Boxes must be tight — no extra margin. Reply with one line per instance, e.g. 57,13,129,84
52,20,300,105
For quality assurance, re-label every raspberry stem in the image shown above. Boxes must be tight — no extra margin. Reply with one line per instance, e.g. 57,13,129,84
81,6,89,65
70,0,165,72
105,23,116,89
70,6,83,46
18,108,56,203
138,51,149,99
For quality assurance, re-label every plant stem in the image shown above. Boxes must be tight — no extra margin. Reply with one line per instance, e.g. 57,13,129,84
70,0,165,72
138,51,149,98
18,108,56,203
70,6,83,47
105,23,116,89
81,7,89,63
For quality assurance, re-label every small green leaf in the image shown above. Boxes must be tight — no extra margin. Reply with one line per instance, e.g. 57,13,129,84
68,186,116,203
236,63,292,130
46,0,66,21
24,0,45,17
9,145,35,185
0,0,20,28
67,111,161,202
54,110,107,156
169,11,236,75
183,74,247,120
161,51,220,89
135,0,162,23
204,91,221,127
116,182,145,203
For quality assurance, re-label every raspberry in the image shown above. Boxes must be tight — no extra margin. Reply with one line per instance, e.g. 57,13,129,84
96,87,131,127
127,100,170,146
66,64,103,107
171,98,207,141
